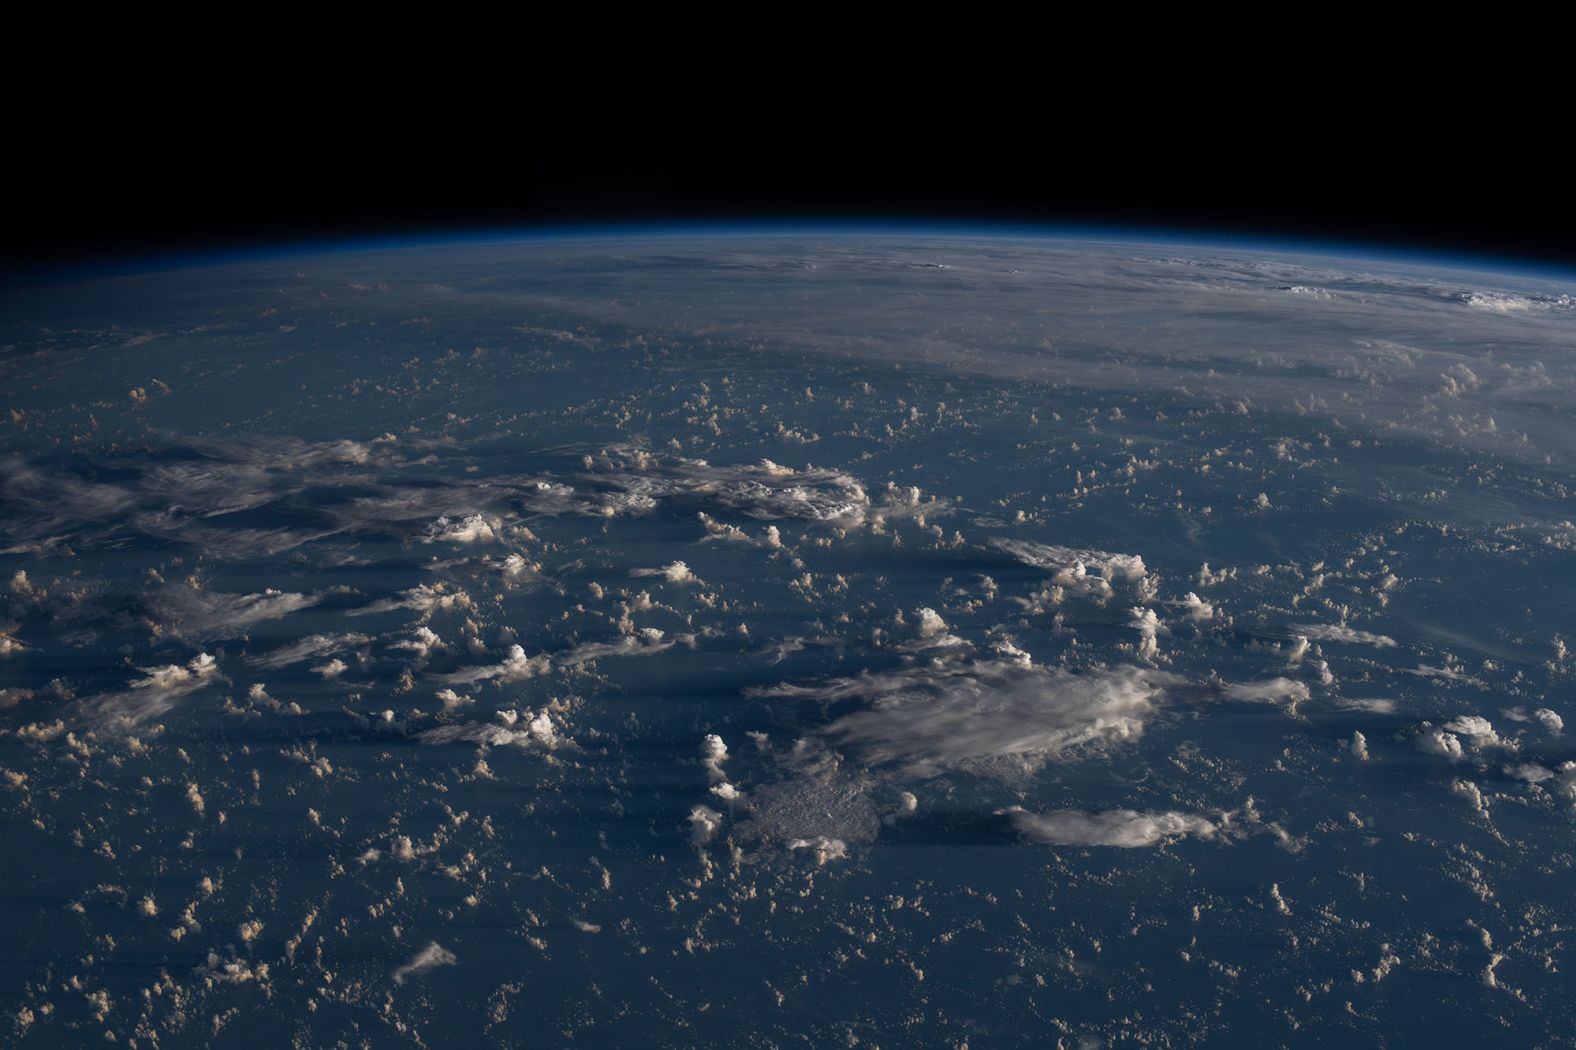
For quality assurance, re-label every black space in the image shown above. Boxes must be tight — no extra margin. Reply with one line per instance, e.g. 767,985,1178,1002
5,15,1574,273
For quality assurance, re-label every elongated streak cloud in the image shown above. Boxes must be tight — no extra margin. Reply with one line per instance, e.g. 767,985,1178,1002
1003,806,1220,847
392,941,457,985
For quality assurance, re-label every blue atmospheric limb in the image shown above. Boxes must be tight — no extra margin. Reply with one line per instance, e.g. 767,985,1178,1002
9,218,1576,289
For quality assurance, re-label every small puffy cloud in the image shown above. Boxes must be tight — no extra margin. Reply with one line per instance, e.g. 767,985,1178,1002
1128,607,1165,660
697,512,751,543
436,688,474,710
1270,883,1292,915
1443,715,1502,749
1416,723,1465,762
700,734,728,781
392,941,458,985
1180,592,1214,623
525,710,562,749
196,950,270,986
631,561,701,585
914,607,948,639
993,639,1033,668
143,649,217,690
426,514,500,544
0,630,25,658
499,552,537,581
312,658,349,680
390,626,444,659
1534,708,1564,735
1451,779,1489,816
689,805,723,845
788,836,848,865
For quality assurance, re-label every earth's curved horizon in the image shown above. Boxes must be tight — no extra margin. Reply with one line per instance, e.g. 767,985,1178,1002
21,223,1576,289
2,231,1574,1046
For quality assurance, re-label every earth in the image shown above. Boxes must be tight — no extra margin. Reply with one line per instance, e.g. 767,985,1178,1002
1,231,1574,1047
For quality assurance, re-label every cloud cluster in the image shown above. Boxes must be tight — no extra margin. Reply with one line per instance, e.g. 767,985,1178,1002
992,538,1152,602
754,659,1178,776
426,514,501,544
519,446,896,528
556,629,682,669
437,644,550,685
1415,723,1465,761
1001,806,1222,848
993,538,1147,581
418,706,566,751
85,652,220,730
249,632,372,670
1290,623,1397,648
0,438,392,556
0,438,868,561
1221,677,1310,714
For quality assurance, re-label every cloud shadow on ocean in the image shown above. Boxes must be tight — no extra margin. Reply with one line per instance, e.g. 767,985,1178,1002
878,807,1024,847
